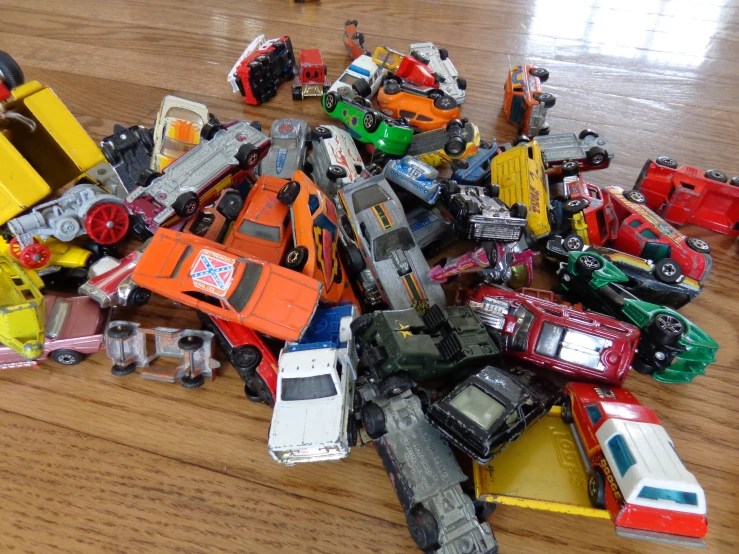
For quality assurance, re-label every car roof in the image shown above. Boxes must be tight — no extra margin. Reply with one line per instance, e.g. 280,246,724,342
279,347,338,378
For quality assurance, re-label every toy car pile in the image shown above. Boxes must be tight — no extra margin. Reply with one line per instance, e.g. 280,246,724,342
1,19,734,550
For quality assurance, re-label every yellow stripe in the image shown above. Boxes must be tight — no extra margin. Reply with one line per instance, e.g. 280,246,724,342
476,495,611,519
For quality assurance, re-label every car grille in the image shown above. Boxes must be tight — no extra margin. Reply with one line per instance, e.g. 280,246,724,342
469,215,525,241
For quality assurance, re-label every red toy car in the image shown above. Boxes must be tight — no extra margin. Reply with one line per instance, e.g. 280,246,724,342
79,244,151,308
562,382,708,546
198,312,277,406
292,49,331,100
634,157,739,236
467,284,640,386
372,46,439,89
228,36,296,105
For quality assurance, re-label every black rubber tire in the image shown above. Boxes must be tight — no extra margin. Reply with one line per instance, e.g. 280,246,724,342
244,373,274,407
730,177,739,187
217,190,244,220
129,215,153,242
200,118,225,141
172,192,199,217
632,357,658,376
456,77,467,90
231,345,262,372
178,335,204,351
128,286,152,307
486,182,500,198
361,402,387,439
327,165,348,181
444,136,466,156
323,92,340,113
0,51,24,89
534,92,556,108
561,398,573,424
180,373,206,389
563,198,590,214
107,323,135,340
510,202,528,220
284,246,309,271
563,234,585,252
473,499,497,522
588,469,606,509
349,313,374,337
378,374,414,398
655,156,678,169
340,241,365,276
529,67,549,82
438,48,449,60
687,237,712,254
623,190,647,204
137,168,161,188
277,180,301,205
443,179,459,197
586,146,608,167
50,349,85,366
406,505,440,551
578,129,598,140
292,86,303,101
561,160,580,176
704,169,728,183
362,110,381,132
352,78,372,98
235,144,260,170
312,126,333,140
383,80,401,95
514,135,530,146
654,258,683,283
111,363,136,377
648,313,685,346
576,254,603,276
433,95,458,110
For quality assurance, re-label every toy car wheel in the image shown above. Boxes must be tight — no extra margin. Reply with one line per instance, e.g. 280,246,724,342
352,78,372,98
562,198,590,214
101,140,121,165
172,192,199,218
654,258,683,283
137,168,162,188
456,77,467,90
561,398,573,423
379,375,414,398
588,469,606,509
349,314,374,337
632,357,658,376
513,135,530,146
128,286,152,307
406,505,440,551
107,323,136,340
444,136,466,156
445,118,464,132
235,144,260,170
433,94,458,110
292,86,303,101
563,234,585,252
311,126,333,141
382,80,401,95
438,48,449,60
362,110,381,132
277,180,301,205
704,169,728,183
233,76,246,97
731,176,739,187
534,92,556,108
442,179,459,197
655,156,678,169
485,182,500,198
178,335,204,352
410,50,430,64
231,345,262,372
473,499,496,523
586,146,608,167
361,402,386,439
529,67,549,82
85,202,130,245
686,237,711,254
200,117,225,141
561,160,580,176
578,128,598,140
539,122,551,136
649,313,685,346
327,165,348,181
284,246,309,272
180,373,206,389
510,202,528,220
623,190,646,204
0,51,24,89
129,215,152,242
576,254,603,276
216,190,244,220
50,349,85,366
111,363,136,377
19,242,51,269
322,92,338,113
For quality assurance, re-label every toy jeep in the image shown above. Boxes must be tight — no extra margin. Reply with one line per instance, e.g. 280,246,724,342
292,49,331,100
352,305,500,393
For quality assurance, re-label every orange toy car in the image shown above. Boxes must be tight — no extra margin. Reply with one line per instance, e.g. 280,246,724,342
503,65,554,137
223,175,292,264
343,20,367,60
376,78,460,132
276,171,358,306
132,228,322,341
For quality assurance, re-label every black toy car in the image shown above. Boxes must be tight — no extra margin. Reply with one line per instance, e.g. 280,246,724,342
426,366,562,464
100,124,154,193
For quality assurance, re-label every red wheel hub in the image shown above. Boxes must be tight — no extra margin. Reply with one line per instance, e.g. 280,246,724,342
85,202,129,245
20,242,51,269
7,236,34,259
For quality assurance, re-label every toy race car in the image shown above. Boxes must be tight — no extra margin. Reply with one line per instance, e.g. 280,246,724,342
307,125,365,196
427,365,562,463
292,49,331,100
371,46,439,89
258,119,309,178
503,64,554,137
383,155,445,204
376,78,460,132
429,242,534,289
150,95,209,172
559,251,718,383
405,119,480,166
227,35,296,105
409,42,467,103
323,92,414,155
80,243,151,308
634,156,739,235
535,130,613,173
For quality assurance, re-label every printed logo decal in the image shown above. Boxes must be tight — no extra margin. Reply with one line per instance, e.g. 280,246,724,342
190,249,236,296
275,149,287,174
396,322,414,339
277,123,295,135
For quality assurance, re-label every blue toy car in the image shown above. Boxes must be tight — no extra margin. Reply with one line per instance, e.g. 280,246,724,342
450,140,503,186
383,155,443,204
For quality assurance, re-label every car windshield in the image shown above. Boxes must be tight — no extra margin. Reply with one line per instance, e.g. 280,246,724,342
509,305,535,351
271,137,298,148
339,73,360,86
281,374,337,401
450,385,506,430
352,184,391,213
228,262,264,312
161,137,197,158
535,323,611,371
237,219,282,243
637,486,698,506
164,107,204,124
373,228,416,261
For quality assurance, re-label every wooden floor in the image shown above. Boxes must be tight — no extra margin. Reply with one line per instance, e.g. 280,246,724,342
1,0,739,552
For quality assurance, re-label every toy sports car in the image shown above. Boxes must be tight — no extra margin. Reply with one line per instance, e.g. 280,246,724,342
408,42,467,103
258,118,309,178
307,125,365,196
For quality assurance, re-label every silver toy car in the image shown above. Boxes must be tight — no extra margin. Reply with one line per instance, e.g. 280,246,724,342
338,175,446,311
383,156,443,204
361,389,499,554
534,129,613,172
308,125,365,196
258,118,309,178
409,42,466,104
443,183,528,242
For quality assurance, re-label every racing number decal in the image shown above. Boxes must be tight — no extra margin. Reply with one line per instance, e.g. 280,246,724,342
372,204,394,230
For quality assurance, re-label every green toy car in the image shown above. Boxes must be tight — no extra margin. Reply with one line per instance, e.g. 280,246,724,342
559,251,718,384
322,92,413,155
350,304,500,395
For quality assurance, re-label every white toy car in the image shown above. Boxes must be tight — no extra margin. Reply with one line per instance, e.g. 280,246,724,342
150,95,209,172
409,42,466,104
308,125,365,196
268,304,358,465
327,54,386,98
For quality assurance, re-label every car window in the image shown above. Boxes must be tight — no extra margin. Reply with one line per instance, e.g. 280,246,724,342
352,184,391,213
637,486,698,506
237,220,282,243
164,107,204,124
308,194,321,215
535,323,612,371
628,219,642,229
183,290,221,308
373,228,416,261
449,385,506,430
271,137,298,148
607,434,636,477
281,374,337,401
640,228,660,240
228,262,264,312
509,305,535,352
339,73,360,86
161,137,197,158
585,405,603,426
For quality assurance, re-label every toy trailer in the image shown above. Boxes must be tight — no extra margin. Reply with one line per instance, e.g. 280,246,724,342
634,158,739,236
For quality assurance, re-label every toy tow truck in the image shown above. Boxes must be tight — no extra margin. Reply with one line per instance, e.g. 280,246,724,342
292,49,331,100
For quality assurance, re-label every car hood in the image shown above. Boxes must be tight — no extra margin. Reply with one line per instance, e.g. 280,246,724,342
269,396,344,451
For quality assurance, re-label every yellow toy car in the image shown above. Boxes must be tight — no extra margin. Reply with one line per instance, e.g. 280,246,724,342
0,255,45,359
1,236,92,272
490,140,551,239
0,51,121,226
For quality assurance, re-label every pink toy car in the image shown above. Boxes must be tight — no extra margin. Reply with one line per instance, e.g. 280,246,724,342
0,295,109,369
429,242,535,288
